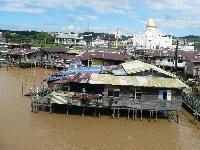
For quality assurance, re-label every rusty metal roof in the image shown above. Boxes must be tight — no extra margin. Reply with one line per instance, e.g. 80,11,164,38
54,71,187,89
67,72,91,83
121,60,176,77
8,48,40,56
81,52,130,61
89,74,188,89
42,48,68,53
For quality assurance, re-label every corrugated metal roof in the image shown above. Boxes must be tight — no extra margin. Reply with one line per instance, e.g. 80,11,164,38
68,73,91,83
8,48,40,56
144,50,200,62
89,74,188,89
121,60,176,77
81,52,130,61
56,34,79,39
42,48,68,53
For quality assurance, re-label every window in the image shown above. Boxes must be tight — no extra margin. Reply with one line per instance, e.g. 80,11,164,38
108,88,120,97
130,89,142,100
171,59,173,62
178,60,183,63
163,91,167,100
168,59,170,62
160,59,162,61
158,90,171,101
114,89,120,97
108,88,113,97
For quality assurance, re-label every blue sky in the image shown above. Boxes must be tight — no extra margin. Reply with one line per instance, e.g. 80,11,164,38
0,0,199,36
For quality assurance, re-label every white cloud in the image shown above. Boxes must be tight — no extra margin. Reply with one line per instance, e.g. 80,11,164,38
0,0,45,13
84,15,98,20
2,0,200,35
59,25,82,33
67,14,98,22
137,0,200,31
0,0,137,17
68,15,86,22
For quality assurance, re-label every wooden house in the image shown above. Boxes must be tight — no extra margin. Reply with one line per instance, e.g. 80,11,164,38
49,60,187,121
8,48,43,67
81,51,130,66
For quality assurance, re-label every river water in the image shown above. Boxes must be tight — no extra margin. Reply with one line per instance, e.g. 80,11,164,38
0,67,199,150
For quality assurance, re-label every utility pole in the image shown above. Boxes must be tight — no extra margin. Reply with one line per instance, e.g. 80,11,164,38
175,38,179,76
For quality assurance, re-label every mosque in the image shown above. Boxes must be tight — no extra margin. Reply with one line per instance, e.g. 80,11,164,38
131,18,172,50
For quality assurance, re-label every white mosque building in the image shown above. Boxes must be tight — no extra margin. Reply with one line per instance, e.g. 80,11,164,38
130,18,172,50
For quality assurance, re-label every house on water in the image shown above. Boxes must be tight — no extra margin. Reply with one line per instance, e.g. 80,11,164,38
43,60,188,121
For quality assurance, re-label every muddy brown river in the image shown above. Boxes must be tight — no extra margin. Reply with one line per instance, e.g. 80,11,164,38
0,67,200,150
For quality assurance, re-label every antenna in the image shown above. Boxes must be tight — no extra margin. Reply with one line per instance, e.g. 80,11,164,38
87,22,90,32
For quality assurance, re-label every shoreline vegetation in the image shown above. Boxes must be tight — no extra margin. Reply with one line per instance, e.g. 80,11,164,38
1,30,200,50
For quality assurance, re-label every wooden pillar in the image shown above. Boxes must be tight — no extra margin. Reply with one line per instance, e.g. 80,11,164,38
112,107,115,118
128,108,130,120
176,111,179,123
117,108,120,119
94,107,96,117
155,110,158,122
66,104,69,115
135,109,137,120
82,106,85,116
31,101,33,112
140,109,143,121
36,102,38,113
50,103,53,114
98,108,101,118
149,110,151,122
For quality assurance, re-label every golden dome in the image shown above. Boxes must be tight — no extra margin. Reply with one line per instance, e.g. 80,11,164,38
146,18,157,28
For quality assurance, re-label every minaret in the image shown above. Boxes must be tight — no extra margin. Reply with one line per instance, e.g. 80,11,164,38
116,28,118,48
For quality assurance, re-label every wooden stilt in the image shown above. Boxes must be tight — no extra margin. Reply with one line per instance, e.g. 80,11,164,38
135,109,137,120
176,111,179,123
149,110,151,122
112,107,115,118
31,102,33,112
155,110,157,122
128,108,130,120
82,106,85,116
132,109,135,120
117,108,120,119
66,104,68,115
35,103,38,113
140,109,143,121
94,107,96,117
50,103,52,114
98,108,101,118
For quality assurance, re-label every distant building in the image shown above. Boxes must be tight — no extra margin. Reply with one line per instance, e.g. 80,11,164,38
55,33,79,45
129,18,172,50
172,39,194,51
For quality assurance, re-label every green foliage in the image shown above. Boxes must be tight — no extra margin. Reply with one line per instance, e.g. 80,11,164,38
183,81,200,112
0,47,7,51
2,31,55,45
194,42,200,51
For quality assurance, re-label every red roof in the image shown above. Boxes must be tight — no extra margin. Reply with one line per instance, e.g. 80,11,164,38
81,52,130,61
42,48,68,53
67,73,91,83
8,48,39,56
144,50,200,62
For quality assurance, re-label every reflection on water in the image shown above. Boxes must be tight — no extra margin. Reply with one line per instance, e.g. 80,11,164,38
0,68,200,150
